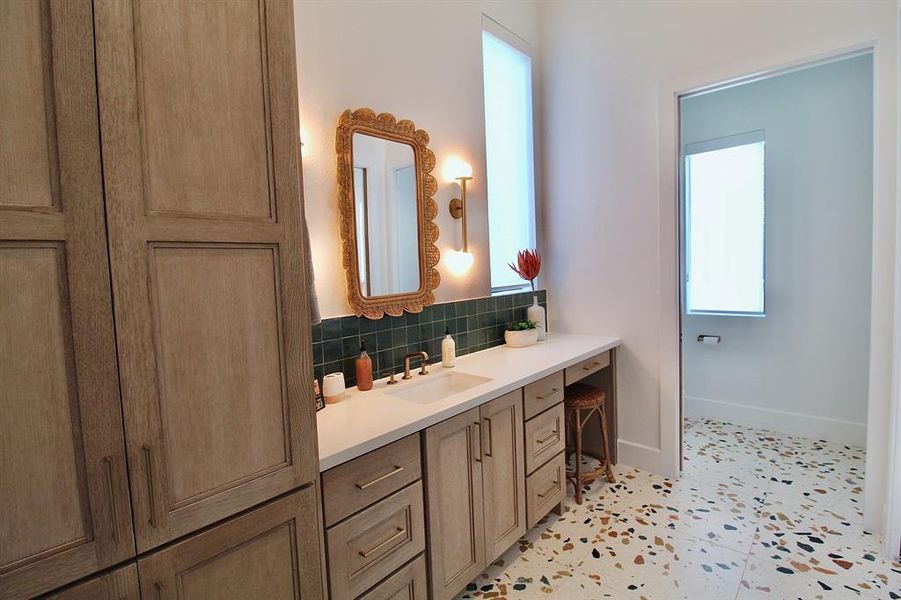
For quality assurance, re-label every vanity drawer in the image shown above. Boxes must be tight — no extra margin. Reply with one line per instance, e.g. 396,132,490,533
524,371,564,420
526,450,565,528
357,554,428,600
326,482,426,600
524,403,565,474
565,351,610,385
323,433,422,527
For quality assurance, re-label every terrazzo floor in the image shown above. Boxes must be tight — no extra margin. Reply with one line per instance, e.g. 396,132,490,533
456,417,900,600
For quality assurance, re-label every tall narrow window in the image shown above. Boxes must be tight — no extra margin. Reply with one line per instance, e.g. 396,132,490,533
482,20,536,291
685,131,766,316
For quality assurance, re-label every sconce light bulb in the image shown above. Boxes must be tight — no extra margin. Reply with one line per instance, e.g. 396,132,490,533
442,156,473,182
445,250,474,276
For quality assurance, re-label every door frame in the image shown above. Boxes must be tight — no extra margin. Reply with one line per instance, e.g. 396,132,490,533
656,30,898,556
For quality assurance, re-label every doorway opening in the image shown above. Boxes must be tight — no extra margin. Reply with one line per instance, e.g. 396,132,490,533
675,51,895,582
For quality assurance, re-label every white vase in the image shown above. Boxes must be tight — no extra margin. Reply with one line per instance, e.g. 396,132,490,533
527,295,547,341
504,328,539,348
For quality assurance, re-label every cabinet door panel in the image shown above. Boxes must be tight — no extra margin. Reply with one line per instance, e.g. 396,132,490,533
137,486,323,600
46,564,140,600
480,391,526,562
423,408,484,600
0,3,134,598
94,0,318,551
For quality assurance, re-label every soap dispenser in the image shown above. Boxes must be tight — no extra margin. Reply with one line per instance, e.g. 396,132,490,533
356,339,373,391
441,328,456,368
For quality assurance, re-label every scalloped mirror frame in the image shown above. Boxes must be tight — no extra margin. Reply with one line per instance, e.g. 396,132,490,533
336,108,440,319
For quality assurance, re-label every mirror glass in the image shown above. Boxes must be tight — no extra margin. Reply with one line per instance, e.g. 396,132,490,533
352,132,421,297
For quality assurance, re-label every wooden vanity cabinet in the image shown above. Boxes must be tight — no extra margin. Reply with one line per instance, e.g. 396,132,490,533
322,434,427,600
480,390,527,562
423,407,486,600
423,393,528,600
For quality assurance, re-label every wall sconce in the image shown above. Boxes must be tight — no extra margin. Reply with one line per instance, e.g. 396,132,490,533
445,158,474,276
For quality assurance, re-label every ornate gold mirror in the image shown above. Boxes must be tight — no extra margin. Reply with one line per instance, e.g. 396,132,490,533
336,109,440,318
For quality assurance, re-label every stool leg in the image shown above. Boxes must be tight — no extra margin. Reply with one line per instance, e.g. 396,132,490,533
600,404,616,484
574,409,584,504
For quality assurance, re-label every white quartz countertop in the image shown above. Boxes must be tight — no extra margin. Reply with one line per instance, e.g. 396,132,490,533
317,332,622,472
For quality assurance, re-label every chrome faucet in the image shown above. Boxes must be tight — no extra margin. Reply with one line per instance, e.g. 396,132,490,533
402,351,429,380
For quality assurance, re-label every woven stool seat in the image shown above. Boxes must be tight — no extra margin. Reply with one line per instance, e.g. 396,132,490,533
564,383,606,409
564,382,615,504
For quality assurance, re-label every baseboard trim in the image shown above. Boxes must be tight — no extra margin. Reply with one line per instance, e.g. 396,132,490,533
684,395,867,446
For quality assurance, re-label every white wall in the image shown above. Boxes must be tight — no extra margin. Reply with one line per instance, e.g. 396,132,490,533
681,55,874,445
538,0,897,533
294,0,538,318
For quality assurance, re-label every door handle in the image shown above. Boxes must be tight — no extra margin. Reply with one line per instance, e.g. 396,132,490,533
142,445,157,527
472,422,482,463
103,456,120,542
483,417,492,457
535,388,559,400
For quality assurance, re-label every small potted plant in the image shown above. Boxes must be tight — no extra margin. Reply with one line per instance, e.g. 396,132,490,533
505,320,539,348
509,249,546,341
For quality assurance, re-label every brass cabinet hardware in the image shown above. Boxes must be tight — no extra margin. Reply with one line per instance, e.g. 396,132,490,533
535,388,559,400
355,466,405,490
537,430,558,445
483,417,493,457
103,456,120,542
142,445,157,527
537,481,560,499
472,422,482,463
359,527,406,558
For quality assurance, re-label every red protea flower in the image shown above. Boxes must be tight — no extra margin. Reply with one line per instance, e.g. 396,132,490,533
509,249,541,291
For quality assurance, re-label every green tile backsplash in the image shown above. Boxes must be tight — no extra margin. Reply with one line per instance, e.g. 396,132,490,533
312,290,547,388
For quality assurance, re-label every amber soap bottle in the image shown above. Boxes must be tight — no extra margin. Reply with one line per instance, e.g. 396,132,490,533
356,340,373,391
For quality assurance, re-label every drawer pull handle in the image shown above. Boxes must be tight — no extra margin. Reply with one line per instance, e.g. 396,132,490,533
537,481,560,499
103,456,120,542
537,431,558,445
535,388,559,400
359,527,406,558
355,466,405,490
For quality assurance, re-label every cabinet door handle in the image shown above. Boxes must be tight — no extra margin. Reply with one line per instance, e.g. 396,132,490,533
535,388,559,400
537,430,558,445
103,456,120,542
583,361,603,371
359,527,406,558
537,480,560,499
142,445,157,527
355,466,404,490
483,417,492,457
472,422,482,463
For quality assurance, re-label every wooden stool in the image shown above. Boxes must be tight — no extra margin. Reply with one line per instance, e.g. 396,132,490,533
564,383,615,504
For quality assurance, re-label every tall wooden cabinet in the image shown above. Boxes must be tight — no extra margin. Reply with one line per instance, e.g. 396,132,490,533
0,3,135,598
1,1,321,598
93,0,318,553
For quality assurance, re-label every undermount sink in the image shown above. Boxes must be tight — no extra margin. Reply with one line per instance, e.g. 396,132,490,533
384,371,491,403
